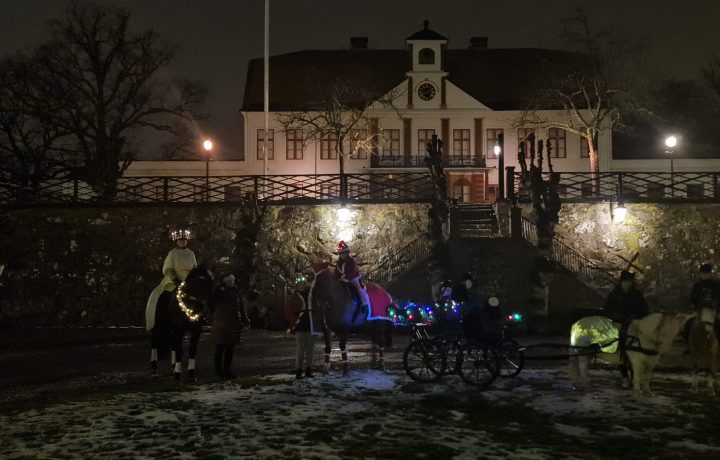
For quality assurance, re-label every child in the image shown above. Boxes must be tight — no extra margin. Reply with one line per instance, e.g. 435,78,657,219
286,271,316,379
210,274,250,379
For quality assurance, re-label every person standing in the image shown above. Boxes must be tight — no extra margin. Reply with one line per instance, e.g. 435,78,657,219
603,269,649,389
334,241,370,323
210,274,250,379
603,270,649,323
286,271,316,380
690,263,720,311
146,229,198,371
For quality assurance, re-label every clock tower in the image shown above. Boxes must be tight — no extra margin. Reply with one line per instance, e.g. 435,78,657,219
405,20,448,109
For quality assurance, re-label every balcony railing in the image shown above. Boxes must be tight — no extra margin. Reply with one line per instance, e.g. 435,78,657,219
508,169,720,202
371,154,486,168
0,173,434,208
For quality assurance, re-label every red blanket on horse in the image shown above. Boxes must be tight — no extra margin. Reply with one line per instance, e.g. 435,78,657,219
366,283,392,320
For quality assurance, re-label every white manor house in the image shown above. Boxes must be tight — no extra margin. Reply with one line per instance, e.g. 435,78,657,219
123,23,720,204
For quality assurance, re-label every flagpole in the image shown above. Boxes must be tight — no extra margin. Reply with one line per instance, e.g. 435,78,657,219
263,0,270,192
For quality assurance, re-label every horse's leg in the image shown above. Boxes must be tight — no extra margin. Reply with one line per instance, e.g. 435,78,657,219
187,324,201,382
173,329,184,380
577,355,589,388
568,355,578,386
150,328,159,375
339,328,349,376
323,325,332,374
371,322,386,371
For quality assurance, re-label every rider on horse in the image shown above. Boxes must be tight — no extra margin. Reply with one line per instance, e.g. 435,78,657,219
146,229,198,331
334,240,370,323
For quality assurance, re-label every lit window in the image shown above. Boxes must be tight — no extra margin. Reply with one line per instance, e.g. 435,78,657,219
257,129,274,160
286,129,303,160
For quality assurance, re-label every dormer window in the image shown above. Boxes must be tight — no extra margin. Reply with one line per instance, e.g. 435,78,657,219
418,48,435,64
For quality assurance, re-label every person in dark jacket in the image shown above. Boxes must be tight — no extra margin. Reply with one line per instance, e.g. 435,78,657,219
452,272,475,305
285,272,316,380
603,270,648,388
603,270,649,323
690,263,720,310
210,274,250,379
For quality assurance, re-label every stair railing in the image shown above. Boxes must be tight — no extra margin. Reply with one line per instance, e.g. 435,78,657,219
365,234,431,286
521,216,615,293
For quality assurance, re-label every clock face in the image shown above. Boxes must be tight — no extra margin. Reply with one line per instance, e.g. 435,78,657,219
417,82,436,101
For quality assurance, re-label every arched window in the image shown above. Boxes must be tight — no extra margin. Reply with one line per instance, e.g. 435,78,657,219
418,48,435,65
453,179,471,203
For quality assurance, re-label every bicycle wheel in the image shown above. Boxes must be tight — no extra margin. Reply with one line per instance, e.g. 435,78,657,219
497,339,524,378
458,343,498,388
403,338,445,383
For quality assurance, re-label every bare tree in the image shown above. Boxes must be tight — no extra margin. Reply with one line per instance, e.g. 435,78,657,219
276,77,398,198
0,56,75,187
31,1,206,198
519,7,647,179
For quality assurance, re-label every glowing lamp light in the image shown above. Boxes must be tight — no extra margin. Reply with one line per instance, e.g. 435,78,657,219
612,205,628,224
493,144,502,156
664,135,678,149
337,206,352,223
202,139,214,151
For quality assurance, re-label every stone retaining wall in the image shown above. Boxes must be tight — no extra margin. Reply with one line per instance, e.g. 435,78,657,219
0,204,429,327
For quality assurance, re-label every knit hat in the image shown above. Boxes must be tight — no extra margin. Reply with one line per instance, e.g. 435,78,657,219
620,270,635,282
699,263,713,274
335,240,351,254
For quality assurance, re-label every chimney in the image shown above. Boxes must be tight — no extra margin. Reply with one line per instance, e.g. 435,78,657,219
469,36,488,51
350,37,368,50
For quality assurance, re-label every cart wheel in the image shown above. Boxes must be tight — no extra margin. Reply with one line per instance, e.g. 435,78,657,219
458,343,498,388
497,339,524,378
403,338,445,383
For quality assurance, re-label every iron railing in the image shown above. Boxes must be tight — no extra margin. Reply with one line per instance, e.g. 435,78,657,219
0,173,434,207
364,234,431,287
370,154,486,168
521,217,615,293
509,170,720,202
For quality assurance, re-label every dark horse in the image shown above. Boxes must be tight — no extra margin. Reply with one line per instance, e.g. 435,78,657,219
150,266,214,381
311,265,393,375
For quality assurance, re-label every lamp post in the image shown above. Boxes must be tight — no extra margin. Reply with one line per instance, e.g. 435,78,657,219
664,135,678,196
202,139,213,202
495,133,505,199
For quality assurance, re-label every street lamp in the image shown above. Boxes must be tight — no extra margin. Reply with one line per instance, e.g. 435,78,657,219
664,135,678,195
202,139,213,201
496,133,505,199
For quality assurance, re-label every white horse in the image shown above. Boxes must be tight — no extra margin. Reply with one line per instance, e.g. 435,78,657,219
569,313,689,395
687,305,718,395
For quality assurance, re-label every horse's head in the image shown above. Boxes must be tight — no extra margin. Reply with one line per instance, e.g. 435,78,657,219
178,266,214,321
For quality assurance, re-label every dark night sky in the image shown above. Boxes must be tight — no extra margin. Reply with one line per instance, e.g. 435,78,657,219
2,0,719,159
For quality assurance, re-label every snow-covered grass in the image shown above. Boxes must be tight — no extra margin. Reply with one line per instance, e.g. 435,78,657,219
2,365,719,459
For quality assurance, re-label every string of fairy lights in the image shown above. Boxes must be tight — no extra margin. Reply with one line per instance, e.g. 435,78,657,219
388,299,523,327
176,281,201,322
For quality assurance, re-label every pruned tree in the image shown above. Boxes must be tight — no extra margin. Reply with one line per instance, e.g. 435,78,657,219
276,77,398,198
232,192,268,318
424,134,451,277
29,1,206,198
519,7,647,179
517,133,561,252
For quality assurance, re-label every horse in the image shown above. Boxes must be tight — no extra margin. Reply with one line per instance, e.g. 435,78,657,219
569,313,689,395
687,304,719,395
147,266,214,381
311,263,393,375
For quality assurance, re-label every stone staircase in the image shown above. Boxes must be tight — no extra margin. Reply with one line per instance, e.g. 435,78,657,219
451,204,500,238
